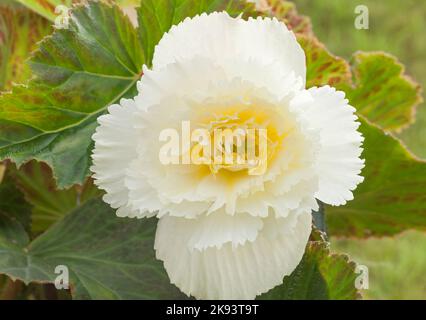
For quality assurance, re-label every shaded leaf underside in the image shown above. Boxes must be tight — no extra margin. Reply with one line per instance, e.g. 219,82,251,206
9,161,101,234
0,168,32,233
0,198,184,299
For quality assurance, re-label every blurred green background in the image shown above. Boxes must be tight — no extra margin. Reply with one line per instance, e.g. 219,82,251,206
294,0,426,299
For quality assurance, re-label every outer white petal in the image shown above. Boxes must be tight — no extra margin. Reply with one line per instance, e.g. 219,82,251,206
158,210,263,251
291,86,365,205
91,99,140,218
152,12,306,85
155,211,312,299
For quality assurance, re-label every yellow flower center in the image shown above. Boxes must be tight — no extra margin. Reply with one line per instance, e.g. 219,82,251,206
191,105,286,179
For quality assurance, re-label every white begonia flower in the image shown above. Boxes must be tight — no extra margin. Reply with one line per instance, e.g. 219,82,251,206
91,12,364,299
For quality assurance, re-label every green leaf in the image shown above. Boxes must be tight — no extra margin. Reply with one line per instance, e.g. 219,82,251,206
0,6,51,90
344,51,423,131
10,161,101,234
0,198,185,299
326,117,426,237
258,239,360,300
15,0,73,21
0,2,143,188
0,165,32,233
262,0,312,35
298,35,352,88
398,105,426,160
137,0,257,67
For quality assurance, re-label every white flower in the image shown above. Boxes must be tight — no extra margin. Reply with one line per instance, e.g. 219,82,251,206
91,12,364,299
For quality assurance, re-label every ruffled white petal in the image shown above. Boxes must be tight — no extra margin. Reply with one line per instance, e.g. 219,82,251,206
152,12,306,85
155,211,312,299
126,158,211,218
290,86,365,205
158,210,263,251
91,99,140,217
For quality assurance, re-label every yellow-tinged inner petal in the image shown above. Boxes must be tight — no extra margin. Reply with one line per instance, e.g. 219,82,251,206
189,105,288,183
